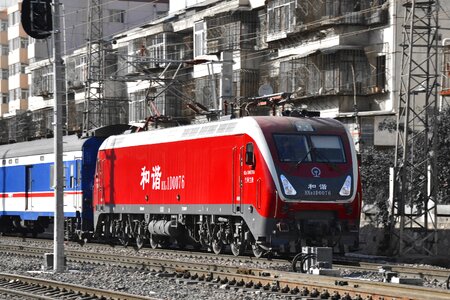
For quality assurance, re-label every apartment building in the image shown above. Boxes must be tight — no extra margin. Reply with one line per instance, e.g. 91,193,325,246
1,0,448,147
119,0,396,146
0,9,7,116
0,0,169,142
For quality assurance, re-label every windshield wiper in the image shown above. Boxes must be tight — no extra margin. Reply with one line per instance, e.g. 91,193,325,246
314,150,341,172
296,147,315,167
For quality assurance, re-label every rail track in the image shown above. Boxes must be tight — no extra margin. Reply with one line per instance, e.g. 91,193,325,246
1,239,450,299
1,236,448,281
0,273,160,300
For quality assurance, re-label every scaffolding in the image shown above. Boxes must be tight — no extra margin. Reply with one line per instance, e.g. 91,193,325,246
393,0,439,256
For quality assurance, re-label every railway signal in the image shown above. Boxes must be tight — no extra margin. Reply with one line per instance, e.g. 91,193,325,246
21,0,53,40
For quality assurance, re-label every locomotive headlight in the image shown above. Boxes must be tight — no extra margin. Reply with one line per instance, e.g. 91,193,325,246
280,174,297,195
339,175,352,196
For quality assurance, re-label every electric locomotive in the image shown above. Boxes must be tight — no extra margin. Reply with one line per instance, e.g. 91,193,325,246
93,116,361,256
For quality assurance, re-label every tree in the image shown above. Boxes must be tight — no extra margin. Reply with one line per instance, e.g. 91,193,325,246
360,145,394,226
0,118,8,144
15,111,36,142
437,106,450,203
360,106,450,227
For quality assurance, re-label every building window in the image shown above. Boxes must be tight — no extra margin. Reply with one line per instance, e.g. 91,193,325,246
267,0,295,35
8,11,19,26
31,67,54,96
20,63,27,73
376,55,386,91
8,62,28,76
9,38,16,52
0,20,7,31
74,55,87,83
20,37,29,48
128,89,148,122
194,21,205,58
8,37,28,51
1,69,8,80
8,88,27,101
109,9,125,23
0,44,8,55
21,89,29,100
0,93,7,104
8,89,15,101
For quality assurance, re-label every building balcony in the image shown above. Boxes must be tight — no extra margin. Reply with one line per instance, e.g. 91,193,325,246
28,95,54,111
0,79,7,92
7,98,27,113
0,102,7,115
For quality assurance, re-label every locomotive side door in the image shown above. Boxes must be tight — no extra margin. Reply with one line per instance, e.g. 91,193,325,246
96,159,105,208
232,141,244,214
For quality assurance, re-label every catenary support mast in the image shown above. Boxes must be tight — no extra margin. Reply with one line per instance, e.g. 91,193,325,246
84,0,104,134
393,0,439,255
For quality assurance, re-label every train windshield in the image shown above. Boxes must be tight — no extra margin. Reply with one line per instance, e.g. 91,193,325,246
274,134,311,162
310,135,346,163
274,134,346,163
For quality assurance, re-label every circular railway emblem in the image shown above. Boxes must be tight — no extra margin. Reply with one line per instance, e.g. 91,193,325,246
311,167,321,178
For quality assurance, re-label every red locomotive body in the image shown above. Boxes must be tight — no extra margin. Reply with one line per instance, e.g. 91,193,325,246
93,116,361,256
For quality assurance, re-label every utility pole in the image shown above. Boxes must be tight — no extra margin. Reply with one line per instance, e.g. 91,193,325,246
393,0,439,256
20,0,64,272
52,0,65,272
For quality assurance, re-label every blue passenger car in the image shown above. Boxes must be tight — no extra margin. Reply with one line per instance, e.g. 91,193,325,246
0,135,103,237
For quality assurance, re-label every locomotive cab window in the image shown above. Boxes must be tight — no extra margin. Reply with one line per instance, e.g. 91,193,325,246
274,134,346,163
274,134,310,162
310,135,346,163
245,142,255,166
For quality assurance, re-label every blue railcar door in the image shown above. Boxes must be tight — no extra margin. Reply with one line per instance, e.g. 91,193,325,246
73,159,82,211
25,165,33,211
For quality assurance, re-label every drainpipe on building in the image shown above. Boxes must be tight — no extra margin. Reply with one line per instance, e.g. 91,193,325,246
351,64,360,153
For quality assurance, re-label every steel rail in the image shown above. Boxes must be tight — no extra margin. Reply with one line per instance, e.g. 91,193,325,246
1,243,450,299
334,261,450,282
0,273,160,300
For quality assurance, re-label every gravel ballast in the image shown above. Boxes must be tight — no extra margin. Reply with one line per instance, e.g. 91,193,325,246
0,237,448,299
0,239,295,300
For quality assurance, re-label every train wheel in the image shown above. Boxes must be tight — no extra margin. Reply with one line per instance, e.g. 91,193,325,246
230,241,244,256
211,240,223,255
117,227,129,247
149,235,159,249
135,235,145,250
251,244,264,258
119,235,129,247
